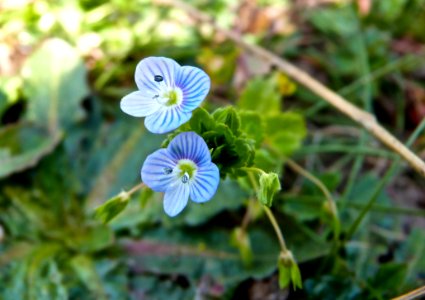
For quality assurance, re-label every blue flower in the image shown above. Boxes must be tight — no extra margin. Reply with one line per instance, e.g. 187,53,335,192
120,57,211,134
141,132,220,217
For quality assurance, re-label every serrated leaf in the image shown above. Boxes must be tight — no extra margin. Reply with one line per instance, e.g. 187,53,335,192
94,193,130,224
238,75,281,114
0,123,61,179
254,148,282,173
257,172,281,207
239,111,264,147
189,107,216,133
212,106,241,136
265,112,306,156
168,107,256,178
22,38,89,131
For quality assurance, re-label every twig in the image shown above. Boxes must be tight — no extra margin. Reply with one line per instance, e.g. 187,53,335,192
392,285,425,300
157,0,425,178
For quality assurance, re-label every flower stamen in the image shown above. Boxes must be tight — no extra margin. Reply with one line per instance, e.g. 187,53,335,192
181,172,189,184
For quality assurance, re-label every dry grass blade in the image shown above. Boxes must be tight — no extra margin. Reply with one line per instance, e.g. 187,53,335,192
157,0,425,179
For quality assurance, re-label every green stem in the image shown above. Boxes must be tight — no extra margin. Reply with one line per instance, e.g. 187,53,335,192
285,158,340,242
240,167,266,175
263,206,288,253
127,182,145,195
245,168,288,253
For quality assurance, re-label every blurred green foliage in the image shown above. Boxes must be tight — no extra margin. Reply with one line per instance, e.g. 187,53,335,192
1,0,425,299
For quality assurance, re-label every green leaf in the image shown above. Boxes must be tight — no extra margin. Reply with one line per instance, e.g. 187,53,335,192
395,229,425,287
85,119,162,208
0,123,61,179
257,172,281,207
0,76,22,107
376,0,408,21
124,227,280,294
0,89,8,118
265,112,307,156
238,75,281,114
26,244,64,299
189,107,216,133
94,192,130,224
66,225,114,253
22,38,89,131
239,111,264,147
369,262,407,295
70,255,106,299
212,106,241,136
184,179,247,225
309,6,359,37
254,148,282,173
185,107,256,178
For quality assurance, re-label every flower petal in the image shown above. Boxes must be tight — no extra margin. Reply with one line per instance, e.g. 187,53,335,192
190,162,220,203
141,149,177,192
176,66,210,112
135,57,180,91
144,107,191,134
167,132,211,166
120,91,161,117
163,182,190,217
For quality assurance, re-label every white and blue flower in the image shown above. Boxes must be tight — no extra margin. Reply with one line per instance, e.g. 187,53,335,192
120,57,211,134
141,132,220,217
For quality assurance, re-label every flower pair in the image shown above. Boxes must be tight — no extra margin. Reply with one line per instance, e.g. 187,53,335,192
121,57,219,217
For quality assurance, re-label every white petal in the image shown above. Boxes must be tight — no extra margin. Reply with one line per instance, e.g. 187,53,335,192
135,57,180,91
120,91,161,117
144,106,191,134
163,182,190,217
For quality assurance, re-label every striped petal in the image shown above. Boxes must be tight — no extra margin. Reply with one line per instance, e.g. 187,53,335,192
167,132,211,166
190,162,220,203
120,91,161,117
163,182,190,217
141,149,177,192
135,57,180,91
144,107,192,134
176,66,210,112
